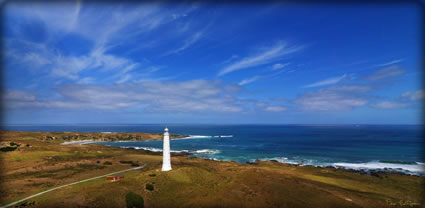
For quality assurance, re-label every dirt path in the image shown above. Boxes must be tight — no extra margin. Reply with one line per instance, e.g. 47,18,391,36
0,165,145,208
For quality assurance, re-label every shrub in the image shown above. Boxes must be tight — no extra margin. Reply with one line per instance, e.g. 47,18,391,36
125,192,144,208
77,164,105,170
0,146,17,152
103,161,112,165
120,160,139,167
145,183,154,191
148,173,156,177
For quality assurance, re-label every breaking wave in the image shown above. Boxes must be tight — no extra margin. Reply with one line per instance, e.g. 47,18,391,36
332,161,425,174
175,135,233,140
188,149,221,154
255,157,425,176
119,146,220,155
133,146,163,152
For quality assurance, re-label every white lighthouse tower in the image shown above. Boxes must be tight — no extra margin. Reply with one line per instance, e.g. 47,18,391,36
162,127,172,171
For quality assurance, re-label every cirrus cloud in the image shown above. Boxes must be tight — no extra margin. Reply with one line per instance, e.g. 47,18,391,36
363,66,405,81
302,74,349,88
218,42,304,76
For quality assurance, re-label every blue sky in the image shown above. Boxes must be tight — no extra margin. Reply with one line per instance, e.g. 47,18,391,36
2,2,423,124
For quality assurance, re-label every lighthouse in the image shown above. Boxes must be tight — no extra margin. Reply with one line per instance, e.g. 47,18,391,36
162,127,172,171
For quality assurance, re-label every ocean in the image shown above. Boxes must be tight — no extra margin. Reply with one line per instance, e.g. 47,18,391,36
3,124,424,175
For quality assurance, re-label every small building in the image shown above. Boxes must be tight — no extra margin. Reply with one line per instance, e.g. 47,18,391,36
106,175,124,182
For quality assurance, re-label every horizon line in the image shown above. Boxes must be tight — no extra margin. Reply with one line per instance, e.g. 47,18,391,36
1,123,423,126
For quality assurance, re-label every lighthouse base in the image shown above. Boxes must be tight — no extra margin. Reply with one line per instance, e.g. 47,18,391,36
162,165,172,171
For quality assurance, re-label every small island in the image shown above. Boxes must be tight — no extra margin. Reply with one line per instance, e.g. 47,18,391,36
0,130,423,208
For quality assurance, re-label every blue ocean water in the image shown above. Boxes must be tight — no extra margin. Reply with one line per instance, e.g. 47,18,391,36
4,124,424,175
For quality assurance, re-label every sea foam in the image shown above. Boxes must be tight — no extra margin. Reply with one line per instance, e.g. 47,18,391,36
174,135,233,140
120,146,220,155
332,161,425,174
255,157,424,176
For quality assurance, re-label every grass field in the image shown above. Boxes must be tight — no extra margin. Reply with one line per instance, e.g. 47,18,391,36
0,130,423,208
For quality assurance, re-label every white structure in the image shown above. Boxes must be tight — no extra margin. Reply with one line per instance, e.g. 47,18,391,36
162,127,172,171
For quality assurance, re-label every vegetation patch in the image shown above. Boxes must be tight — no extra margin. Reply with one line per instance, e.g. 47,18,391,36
125,192,144,208
10,142,20,146
120,160,139,167
103,161,113,165
145,183,154,191
0,146,17,152
17,201,38,207
77,164,105,170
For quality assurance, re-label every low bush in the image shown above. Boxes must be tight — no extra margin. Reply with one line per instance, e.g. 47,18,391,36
120,160,139,167
10,142,19,146
77,164,105,170
103,161,112,165
125,192,144,208
145,183,154,191
0,146,17,152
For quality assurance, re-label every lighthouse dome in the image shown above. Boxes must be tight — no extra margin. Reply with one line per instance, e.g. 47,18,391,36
164,127,169,132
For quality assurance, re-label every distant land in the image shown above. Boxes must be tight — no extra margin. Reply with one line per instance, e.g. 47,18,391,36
0,130,185,143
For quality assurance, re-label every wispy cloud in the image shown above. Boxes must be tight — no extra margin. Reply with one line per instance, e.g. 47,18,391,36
238,66,288,86
163,31,204,55
239,76,261,86
3,79,295,114
77,77,95,84
363,66,405,81
372,89,424,109
401,90,425,101
372,101,407,109
4,80,245,112
4,2,177,84
221,54,239,65
271,63,290,70
375,59,404,67
264,105,287,112
162,17,213,56
241,100,288,113
3,89,36,102
218,42,303,76
293,85,371,111
7,38,141,83
302,74,349,88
